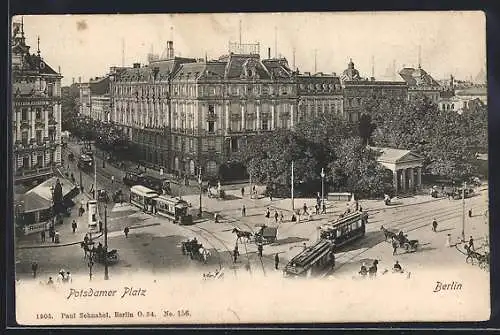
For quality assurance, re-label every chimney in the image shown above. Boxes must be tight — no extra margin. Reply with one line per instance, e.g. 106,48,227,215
133,63,141,68
268,47,271,59
72,77,75,84
167,40,174,59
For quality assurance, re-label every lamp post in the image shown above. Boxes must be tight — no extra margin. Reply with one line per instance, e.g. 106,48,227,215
291,161,295,211
104,202,109,280
461,181,466,242
198,167,202,218
49,186,55,232
320,168,325,210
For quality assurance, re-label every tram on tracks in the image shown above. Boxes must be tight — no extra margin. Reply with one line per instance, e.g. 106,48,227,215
283,240,336,278
319,211,368,249
155,195,193,225
129,185,159,213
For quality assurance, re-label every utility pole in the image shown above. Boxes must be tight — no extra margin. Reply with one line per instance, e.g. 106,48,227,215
93,155,97,199
462,181,466,242
198,168,202,217
104,203,109,280
321,168,325,209
291,161,295,211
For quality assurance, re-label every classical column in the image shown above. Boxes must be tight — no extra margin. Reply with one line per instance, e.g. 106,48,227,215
15,109,20,142
417,167,422,189
225,101,230,132
401,168,407,191
256,102,261,132
290,103,295,129
241,103,245,131
271,102,275,130
409,167,415,191
44,108,49,139
29,107,35,140
393,170,398,194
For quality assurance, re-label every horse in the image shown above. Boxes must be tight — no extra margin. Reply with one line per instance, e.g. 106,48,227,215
380,225,397,241
198,247,211,264
232,228,252,241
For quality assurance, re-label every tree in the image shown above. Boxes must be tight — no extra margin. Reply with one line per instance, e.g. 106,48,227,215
329,138,393,198
358,113,376,145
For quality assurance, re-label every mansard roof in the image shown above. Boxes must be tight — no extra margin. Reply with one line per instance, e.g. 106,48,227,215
399,67,440,88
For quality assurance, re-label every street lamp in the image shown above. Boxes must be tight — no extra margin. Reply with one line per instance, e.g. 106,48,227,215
320,168,325,211
198,167,203,218
461,181,466,242
104,202,109,280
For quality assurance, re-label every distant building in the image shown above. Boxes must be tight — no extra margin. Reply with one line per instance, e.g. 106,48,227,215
340,59,408,122
12,19,63,185
399,65,441,102
296,72,344,120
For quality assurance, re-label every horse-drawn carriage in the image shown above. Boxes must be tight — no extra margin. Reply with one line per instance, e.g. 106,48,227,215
393,232,419,253
464,244,489,270
181,238,211,263
254,225,277,245
207,187,225,199
380,226,418,253
81,241,120,265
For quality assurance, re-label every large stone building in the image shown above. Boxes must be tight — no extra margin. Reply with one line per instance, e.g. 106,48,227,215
12,20,63,185
78,76,112,122
399,65,441,102
340,59,408,121
111,41,298,179
296,72,344,120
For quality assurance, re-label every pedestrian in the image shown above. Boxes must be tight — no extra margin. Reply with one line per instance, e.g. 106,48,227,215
469,236,475,251
72,220,77,233
111,175,115,184
291,213,297,222
252,185,256,197
315,204,319,215
275,253,279,270
50,228,55,243
71,173,75,183
47,277,54,285
432,218,438,232
257,244,263,257
303,203,308,215
241,187,244,198
124,227,129,238
80,184,84,193
468,209,472,218
297,211,301,223
274,211,279,223
233,247,239,263
279,211,284,223
99,220,103,232
269,192,273,201
31,261,38,278
65,271,72,283
214,212,219,223
446,234,452,247
392,238,398,255
355,200,359,211
40,230,46,242
359,206,363,212
303,242,307,250
265,208,270,219
322,202,327,214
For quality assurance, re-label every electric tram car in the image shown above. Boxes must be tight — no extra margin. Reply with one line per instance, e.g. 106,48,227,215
283,240,336,278
129,185,159,213
155,195,193,225
319,211,368,249
129,185,193,224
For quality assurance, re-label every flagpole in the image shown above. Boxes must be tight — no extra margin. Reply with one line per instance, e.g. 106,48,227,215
291,161,295,211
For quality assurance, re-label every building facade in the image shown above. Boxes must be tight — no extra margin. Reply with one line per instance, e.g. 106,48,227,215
340,60,408,121
12,20,63,185
110,41,299,179
399,66,441,102
296,72,344,120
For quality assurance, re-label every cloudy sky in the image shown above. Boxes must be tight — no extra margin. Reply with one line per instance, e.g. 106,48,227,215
15,12,486,86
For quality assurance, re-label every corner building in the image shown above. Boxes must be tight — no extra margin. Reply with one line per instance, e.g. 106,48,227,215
112,42,298,179
12,20,63,185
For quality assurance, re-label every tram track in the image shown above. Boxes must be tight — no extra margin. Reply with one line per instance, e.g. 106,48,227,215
323,195,487,277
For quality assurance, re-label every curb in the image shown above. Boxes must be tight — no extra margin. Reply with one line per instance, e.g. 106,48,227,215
16,222,161,250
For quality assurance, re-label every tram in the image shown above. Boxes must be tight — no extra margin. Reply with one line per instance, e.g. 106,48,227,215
154,195,193,225
77,154,94,172
283,240,336,278
129,185,159,213
319,211,368,249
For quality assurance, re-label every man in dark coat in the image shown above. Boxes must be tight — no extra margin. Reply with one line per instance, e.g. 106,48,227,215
124,227,130,238
274,253,279,270
31,262,38,278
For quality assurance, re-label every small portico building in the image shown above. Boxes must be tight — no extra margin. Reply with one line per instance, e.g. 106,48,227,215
371,147,424,194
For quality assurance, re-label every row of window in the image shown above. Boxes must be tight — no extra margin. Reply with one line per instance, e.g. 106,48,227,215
16,129,57,145
16,151,57,169
16,108,55,122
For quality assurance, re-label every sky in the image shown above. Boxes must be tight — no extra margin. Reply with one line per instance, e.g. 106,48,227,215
15,12,486,87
